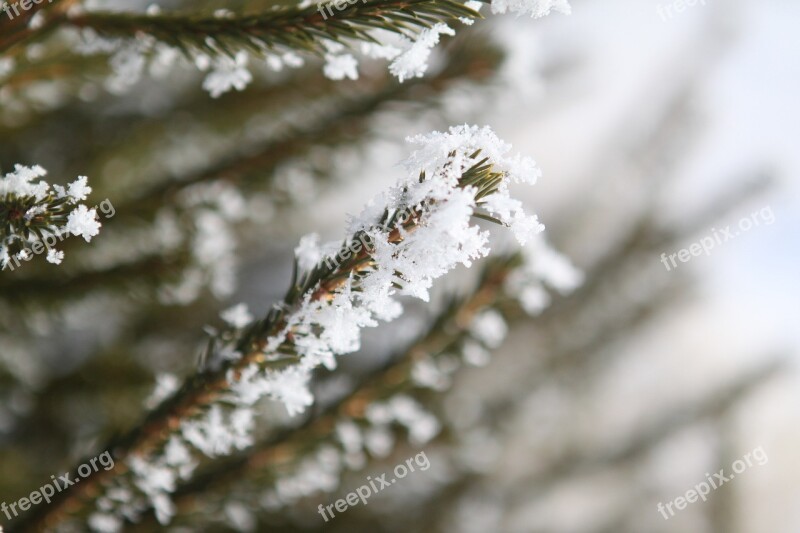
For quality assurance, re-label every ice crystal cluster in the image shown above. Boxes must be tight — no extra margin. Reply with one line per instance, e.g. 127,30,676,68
0,165,101,269
67,0,569,98
230,124,545,416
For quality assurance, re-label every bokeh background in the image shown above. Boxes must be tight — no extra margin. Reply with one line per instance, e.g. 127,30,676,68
1,0,798,531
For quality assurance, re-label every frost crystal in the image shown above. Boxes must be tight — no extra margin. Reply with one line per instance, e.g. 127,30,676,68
389,23,455,82
403,124,542,185
294,233,323,272
203,52,253,97
220,303,254,329
0,164,50,200
404,125,545,244
46,249,65,265
65,205,102,242
62,175,93,201
230,364,314,416
323,53,359,81
181,405,254,457
144,373,180,408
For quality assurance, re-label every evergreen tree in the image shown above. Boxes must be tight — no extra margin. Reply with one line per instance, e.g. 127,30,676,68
0,1,784,533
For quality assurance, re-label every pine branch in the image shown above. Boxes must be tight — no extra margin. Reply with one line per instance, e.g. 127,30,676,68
129,253,521,528
0,54,107,97
0,0,72,54
0,36,502,305
9,126,543,531
67,0,484,58
119,35,500,212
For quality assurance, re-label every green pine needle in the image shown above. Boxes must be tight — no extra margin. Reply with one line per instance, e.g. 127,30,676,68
68,0,487,60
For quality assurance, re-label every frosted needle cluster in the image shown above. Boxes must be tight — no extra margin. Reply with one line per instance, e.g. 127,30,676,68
1,165,101,270
228,124,545,416
66,0,570,97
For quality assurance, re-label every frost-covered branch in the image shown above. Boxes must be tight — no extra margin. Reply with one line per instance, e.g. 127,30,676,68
131,243,580,528
0,0,68,54
122,35,501,213
15,125,559,531
67,0,480,55
1,164,101,270
66,0,479,95
0,38,502,306
60,0,568,96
